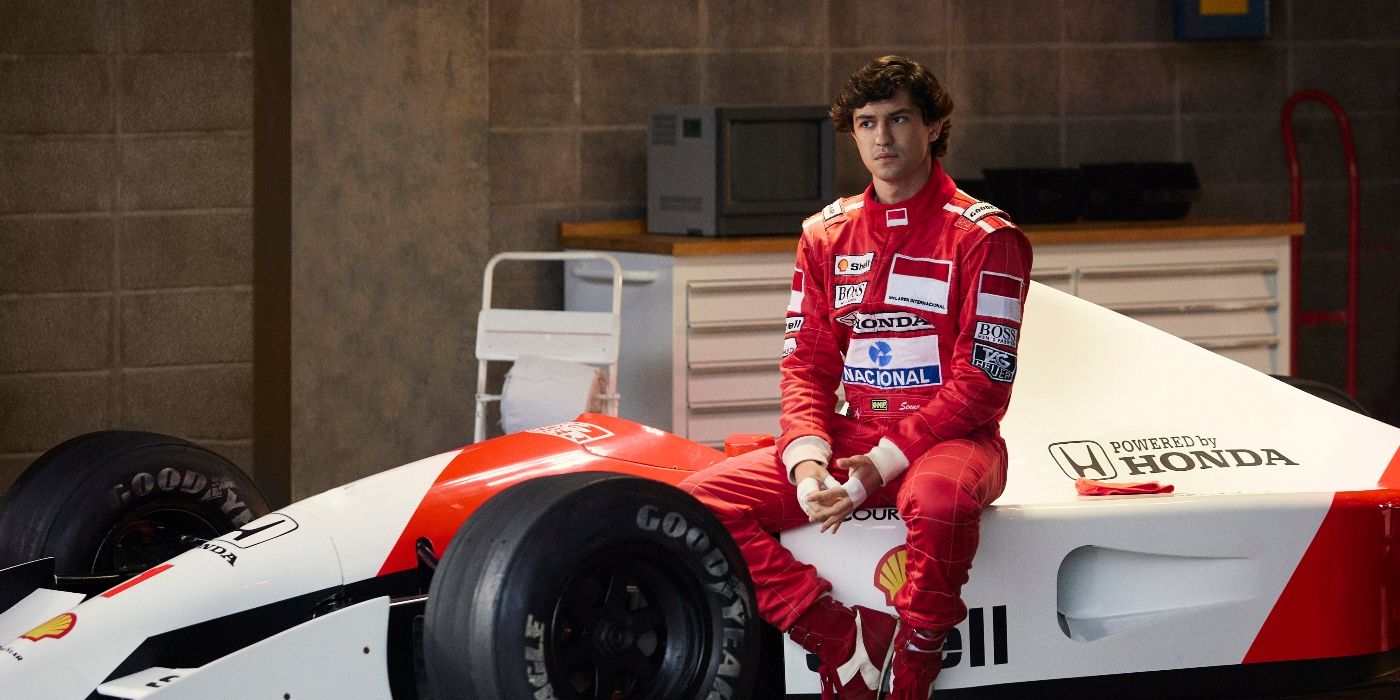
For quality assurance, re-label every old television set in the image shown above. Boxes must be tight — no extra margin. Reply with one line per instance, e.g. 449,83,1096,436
648,106,836,237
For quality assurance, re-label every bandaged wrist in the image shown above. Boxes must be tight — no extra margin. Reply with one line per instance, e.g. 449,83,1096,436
795,475,841,516
795,477,820,515
867,437,911,485
842,475,868,508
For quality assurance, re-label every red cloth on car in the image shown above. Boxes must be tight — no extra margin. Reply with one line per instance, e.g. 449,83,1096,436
1075,477,1174,496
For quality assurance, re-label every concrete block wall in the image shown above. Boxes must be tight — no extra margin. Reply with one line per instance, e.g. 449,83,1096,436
489,0,1400,424
0,0,254,487
3,0,1397,500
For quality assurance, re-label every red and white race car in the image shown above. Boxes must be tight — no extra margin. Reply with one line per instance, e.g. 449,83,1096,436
0,283,1396,699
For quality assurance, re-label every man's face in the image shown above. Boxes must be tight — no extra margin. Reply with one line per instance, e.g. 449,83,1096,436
850,90,941,186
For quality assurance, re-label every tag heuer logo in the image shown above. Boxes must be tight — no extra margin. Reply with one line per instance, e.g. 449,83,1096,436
971,343,1016,382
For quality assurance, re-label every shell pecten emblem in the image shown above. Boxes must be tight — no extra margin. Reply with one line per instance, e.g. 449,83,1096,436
873,545,908,606
20,612,76,642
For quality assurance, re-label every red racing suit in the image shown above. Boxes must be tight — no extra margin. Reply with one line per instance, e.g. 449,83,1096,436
682,161,1033,632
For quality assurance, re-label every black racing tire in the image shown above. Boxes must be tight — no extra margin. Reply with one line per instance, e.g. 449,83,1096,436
0,431,268,577
1270,375,1370,416
423,472,759,700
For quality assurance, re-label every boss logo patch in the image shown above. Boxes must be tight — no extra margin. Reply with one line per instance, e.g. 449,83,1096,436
834,282,867,308
971,343,1017,383
973,321,1019,347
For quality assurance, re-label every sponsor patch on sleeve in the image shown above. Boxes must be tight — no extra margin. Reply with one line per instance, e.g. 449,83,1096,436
970,343,1017,383
884,254,952,313
785,316,804,335
782,337,797,357
973,321,1019,347
963,201,1005,222
975,271,1024,322
835,252,875,276
822,199,844,220
787,268,804,313
834,281,867,308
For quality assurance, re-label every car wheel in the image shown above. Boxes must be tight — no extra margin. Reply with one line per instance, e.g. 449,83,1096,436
0,431,269,581
424,472,759,700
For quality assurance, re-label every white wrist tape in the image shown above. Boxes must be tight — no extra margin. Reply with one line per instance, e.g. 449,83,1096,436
796,476,843,516
842,476,868,508
796,477,821,516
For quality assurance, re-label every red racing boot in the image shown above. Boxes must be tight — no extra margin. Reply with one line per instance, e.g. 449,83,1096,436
786,595,900,699
886,624,947,699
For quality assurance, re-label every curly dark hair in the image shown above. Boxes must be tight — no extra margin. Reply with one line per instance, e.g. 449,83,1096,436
829,55,954,157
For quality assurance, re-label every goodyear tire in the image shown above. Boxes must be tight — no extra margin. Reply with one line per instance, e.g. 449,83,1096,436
424,472,759,700
0,431,268,578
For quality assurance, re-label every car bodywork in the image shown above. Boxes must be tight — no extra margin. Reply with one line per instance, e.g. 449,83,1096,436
0,282,1397,698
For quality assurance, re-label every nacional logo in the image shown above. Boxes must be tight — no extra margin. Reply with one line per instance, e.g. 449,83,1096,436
835,252,874,276
971,343,1017,383
835,310,933,334
21,613,76,642
834,282,867,308
973,321,1018,347
528,422,615,444
1049,435,1299,480
842,337,942,389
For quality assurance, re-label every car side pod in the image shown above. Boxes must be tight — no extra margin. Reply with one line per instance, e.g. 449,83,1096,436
96,596,392,700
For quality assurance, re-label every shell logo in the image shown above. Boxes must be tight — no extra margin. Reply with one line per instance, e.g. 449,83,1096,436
873,545,908,607
20,612,76,642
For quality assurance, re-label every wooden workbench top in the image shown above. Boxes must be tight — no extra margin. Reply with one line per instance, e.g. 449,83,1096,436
559,219,1303,256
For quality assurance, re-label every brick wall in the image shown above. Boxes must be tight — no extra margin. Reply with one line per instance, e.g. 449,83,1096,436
0,0,254,487
488,0,1400,424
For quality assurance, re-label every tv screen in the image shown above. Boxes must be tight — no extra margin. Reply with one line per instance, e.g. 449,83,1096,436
727,119,823,204
648,105,834,236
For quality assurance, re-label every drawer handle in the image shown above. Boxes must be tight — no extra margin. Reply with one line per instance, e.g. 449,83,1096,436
689,320,785,333
1081,261,1277,279
1193,335,1279,350
689,360,779,373
570,266,659,284
1111,298,1279,315
690,399,782,413
687,279,791,294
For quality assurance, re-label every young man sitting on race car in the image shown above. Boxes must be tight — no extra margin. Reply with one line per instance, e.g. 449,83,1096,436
682,55,1033,699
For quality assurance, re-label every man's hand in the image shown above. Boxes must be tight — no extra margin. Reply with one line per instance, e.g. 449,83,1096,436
836,454,884,495
805,485,854,533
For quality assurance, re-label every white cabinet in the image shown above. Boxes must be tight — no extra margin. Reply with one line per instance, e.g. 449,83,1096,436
566,224,1295,443
1033,235,1291,374
566,251,792,446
